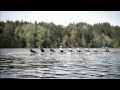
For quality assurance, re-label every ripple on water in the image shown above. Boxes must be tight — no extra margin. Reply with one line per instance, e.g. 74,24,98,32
0,48,120,79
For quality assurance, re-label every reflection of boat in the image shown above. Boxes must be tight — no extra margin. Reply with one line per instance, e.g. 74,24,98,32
7,51,120,55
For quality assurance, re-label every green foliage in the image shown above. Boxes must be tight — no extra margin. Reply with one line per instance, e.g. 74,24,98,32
81,34,86,47
0,20,120,48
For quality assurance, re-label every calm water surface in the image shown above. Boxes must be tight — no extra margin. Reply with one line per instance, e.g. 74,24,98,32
0,48,120,79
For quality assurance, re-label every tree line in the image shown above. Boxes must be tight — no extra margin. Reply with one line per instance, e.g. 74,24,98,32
0,20,120,48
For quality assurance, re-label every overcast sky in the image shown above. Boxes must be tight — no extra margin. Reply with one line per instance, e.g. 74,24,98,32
1,11,120,26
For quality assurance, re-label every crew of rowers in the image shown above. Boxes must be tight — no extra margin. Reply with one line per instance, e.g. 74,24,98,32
30,46,110,53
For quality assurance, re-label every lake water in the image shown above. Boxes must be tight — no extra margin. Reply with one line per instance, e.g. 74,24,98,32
0,48,120,79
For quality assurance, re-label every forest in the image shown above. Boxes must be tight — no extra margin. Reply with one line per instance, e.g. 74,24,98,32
0,20,120,48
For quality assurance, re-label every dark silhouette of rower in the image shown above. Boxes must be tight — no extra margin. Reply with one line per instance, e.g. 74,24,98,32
40,47,45,52
50,47,55,52
30,48,38,53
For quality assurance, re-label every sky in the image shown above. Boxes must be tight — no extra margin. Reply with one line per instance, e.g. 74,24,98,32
0,11,120,26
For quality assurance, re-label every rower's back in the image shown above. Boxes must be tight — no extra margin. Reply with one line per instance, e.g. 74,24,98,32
40,48,45,52
59,46,63,52
30,48,33,52
30,48,37,53
50,47,55,52
104,47,109,52
68,48,73,52
93,48,98,52
104,49,109,52
77,47,81,52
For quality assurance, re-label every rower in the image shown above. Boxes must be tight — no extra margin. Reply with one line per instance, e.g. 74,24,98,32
93,48,98,52
59,46,63,52
77,47,81,52
50,47,55,52
85,48,90,52
68,47,73,52
104,47,109,52
30,48,38,53
40,47,45,52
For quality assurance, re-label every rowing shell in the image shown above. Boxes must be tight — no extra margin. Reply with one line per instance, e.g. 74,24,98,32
7,51,119,55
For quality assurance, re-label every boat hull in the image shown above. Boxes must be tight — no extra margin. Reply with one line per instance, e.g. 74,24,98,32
7,51,118,55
